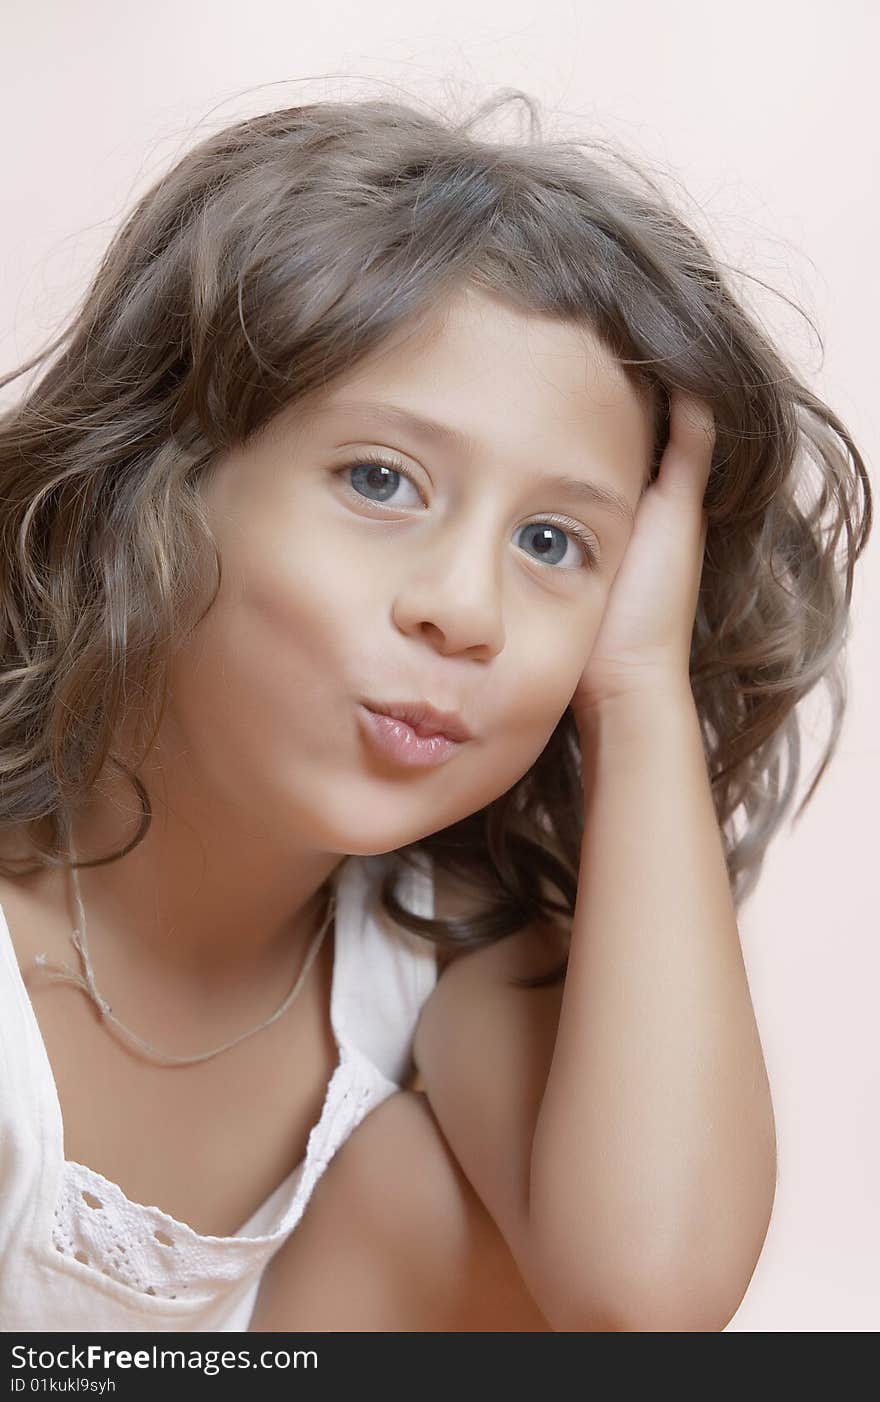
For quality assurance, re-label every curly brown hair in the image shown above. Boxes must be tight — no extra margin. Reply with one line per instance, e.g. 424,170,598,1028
0,90,872,989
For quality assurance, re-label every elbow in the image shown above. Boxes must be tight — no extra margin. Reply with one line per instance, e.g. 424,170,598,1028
526,1151,776,1332
525,1230,766,1333
598,1275,748,1333
530,1156,777,1331
544,1269,750,1333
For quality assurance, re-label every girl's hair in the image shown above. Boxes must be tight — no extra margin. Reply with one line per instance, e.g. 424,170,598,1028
0,90,872,989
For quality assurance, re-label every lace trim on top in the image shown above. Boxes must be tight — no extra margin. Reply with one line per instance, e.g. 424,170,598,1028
49,1040,392,1302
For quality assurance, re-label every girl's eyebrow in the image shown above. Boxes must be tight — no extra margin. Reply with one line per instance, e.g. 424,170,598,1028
326,397,636,527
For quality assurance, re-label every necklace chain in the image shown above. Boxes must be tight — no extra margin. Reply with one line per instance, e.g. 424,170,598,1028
30,838,336,1068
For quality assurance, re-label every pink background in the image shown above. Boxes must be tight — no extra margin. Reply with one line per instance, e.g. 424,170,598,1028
3,0,877,1331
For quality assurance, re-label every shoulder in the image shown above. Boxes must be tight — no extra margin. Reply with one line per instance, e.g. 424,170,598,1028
404,864,572,1325
412,858,567,1094
329,1090,554,1330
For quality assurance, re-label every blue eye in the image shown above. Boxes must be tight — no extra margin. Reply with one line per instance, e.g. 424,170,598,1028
346,457,419,506
513,521,587,568
337,452,599,570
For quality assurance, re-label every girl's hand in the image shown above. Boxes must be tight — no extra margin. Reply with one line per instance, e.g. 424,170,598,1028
570,391,715,722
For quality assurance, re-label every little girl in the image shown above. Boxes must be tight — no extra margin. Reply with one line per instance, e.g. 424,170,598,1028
0,90,871,1333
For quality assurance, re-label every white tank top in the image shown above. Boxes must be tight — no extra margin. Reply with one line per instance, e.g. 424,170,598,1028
0,850,437,1331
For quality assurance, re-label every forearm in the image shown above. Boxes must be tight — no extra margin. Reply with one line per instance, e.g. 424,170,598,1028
527,685,777,1330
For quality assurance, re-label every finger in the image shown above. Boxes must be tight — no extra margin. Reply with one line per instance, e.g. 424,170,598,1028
659,392,716,500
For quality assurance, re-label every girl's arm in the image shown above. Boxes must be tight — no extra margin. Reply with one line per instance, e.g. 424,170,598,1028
414,688,776,1332
532,684,776,1327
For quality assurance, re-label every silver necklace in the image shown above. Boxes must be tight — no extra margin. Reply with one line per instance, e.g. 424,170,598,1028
31,838,336,1068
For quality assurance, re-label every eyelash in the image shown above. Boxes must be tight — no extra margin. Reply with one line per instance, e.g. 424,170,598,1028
333,450,600,570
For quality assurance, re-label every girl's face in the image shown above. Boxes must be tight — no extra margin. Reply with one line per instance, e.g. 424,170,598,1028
185,285,653,856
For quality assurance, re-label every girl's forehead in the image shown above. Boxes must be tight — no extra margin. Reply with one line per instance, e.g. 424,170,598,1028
352,284,629,384
311,302,645,432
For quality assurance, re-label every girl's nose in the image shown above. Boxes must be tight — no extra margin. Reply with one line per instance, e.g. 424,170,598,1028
390,524,506,659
